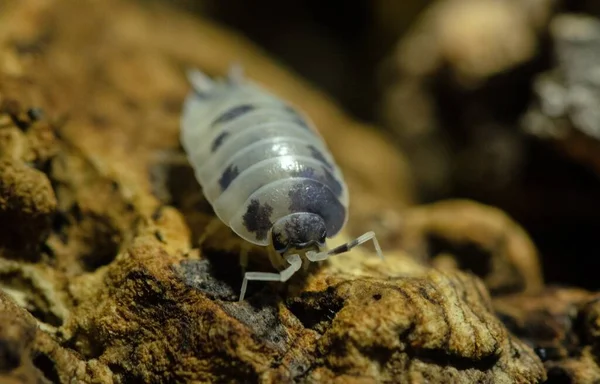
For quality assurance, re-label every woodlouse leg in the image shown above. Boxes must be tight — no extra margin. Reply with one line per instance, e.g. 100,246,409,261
239,241,251,273
305,251,329,262
197,217,224,247
239,254,302,301
267,246,286,270
306,231,384,261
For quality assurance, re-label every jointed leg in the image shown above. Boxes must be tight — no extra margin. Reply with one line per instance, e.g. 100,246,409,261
267,246,286,270
239,254,302,301
197,217,224,247
306,231,384,262
239,241,251,273
306,250,330,262
347,231,384,259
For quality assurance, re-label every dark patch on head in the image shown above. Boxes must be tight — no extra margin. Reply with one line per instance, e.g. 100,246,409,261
271,213,326,253
286,287,344,334
307,145,333,169
287,180,346,236
218,164,240,191
242,199,274,241
211,104,255,127
211,131,230,152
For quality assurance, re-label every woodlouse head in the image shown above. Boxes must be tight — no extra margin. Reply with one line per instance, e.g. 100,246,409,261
271,213,327,254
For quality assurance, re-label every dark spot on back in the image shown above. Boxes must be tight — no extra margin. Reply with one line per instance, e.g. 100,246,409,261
211,104,255,127
289,166,342,197
219,164,240,191
319,167,343,197
290,167,317,179
242,199,273,241
211,131,230,152
287,180,346,236
307,145,333,169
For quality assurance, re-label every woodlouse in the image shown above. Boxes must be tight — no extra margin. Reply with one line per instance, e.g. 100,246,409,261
180,65,383,301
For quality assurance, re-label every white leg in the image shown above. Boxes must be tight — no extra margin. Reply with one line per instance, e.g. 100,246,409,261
239,254,301,301
239,241,251,273
306,250,329,262
267,246,286,270
197,217,223,247
306,231,384,262
354,231,384,260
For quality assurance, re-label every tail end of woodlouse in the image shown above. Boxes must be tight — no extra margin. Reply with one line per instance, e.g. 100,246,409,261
186,68,215,95
227,61,244,85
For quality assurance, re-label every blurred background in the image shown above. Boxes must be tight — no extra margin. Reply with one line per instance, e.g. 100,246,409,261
163,0,600,289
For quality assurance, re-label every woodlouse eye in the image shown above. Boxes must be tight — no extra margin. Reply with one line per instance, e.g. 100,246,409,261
271,230,289,254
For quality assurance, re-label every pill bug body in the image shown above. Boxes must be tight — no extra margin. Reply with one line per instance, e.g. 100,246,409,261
181,68,348,246
181,66,381,300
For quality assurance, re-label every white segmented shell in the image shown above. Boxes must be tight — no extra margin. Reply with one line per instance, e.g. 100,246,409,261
180,68,349,246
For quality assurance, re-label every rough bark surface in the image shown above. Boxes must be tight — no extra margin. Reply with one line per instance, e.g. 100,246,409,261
0,0,568,383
